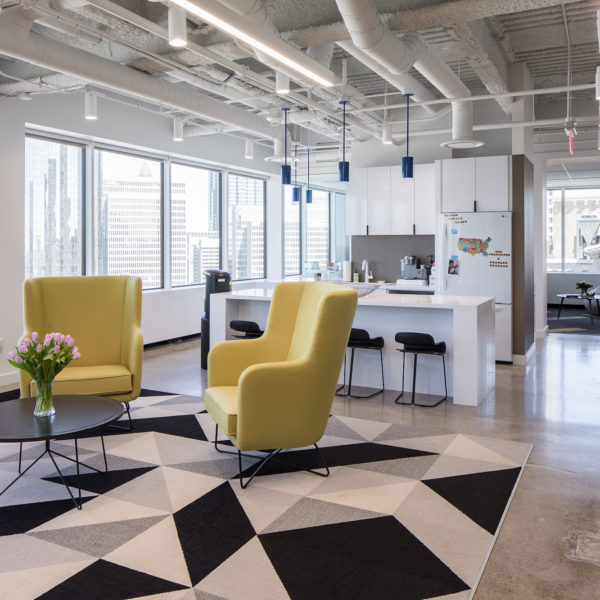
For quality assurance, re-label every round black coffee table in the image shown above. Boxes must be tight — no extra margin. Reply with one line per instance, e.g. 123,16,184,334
0,395,125,509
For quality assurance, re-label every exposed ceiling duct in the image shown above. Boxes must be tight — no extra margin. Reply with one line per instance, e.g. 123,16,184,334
0,5,276,139
336,40,439,115
335,0,484,148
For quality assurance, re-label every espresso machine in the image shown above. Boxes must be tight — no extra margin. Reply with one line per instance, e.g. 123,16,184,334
400,256,429,281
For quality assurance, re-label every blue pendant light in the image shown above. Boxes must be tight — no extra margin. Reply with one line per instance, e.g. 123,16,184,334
281,107,291,185
305,148,312,203
402,93,414,179
292,143,301,202
338,100,350,182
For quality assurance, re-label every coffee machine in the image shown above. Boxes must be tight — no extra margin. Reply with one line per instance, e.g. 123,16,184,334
400,256,428,281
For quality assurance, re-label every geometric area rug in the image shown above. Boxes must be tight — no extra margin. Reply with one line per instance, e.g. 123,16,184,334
0,392,532,600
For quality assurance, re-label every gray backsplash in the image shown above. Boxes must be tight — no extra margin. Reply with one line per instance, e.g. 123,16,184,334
350,235,435,282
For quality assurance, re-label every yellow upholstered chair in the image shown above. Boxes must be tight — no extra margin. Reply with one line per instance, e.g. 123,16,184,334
20,275,143,429
204,281,358,487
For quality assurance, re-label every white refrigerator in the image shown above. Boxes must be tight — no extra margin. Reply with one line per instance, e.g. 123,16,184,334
437,212,513,362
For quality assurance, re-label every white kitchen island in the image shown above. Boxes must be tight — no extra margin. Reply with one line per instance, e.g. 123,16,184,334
210,288,495,406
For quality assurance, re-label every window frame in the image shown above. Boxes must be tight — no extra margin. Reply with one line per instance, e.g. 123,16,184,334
24,133,87,279
92,145,166,290
547,184,600,274
169,160,223,288
226,171,267,281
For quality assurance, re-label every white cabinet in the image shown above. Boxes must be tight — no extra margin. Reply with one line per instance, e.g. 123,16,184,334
413,163,436,234
346,163,436,236
474,156,510,211
440,156,511,213
390,166,414,235
346,167,368,235
440,157,475,213
367,167,391,234
494,304,513,362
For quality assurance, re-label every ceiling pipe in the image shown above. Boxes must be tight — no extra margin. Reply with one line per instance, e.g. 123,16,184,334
335,0,483,148
337,40,439,115
81,0,376,141
0,6,275,139
219,0,380,130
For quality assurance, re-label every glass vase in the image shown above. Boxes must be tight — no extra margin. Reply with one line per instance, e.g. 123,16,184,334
34,379,55,417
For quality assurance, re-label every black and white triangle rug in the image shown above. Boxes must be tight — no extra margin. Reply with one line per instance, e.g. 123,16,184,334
0,391,531,600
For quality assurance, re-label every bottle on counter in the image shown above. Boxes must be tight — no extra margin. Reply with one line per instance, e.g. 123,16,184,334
353,272,359,283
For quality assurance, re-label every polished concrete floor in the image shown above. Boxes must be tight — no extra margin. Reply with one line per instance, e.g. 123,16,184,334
142,333,600,599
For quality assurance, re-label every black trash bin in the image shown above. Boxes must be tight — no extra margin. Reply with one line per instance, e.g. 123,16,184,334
201,269,231,370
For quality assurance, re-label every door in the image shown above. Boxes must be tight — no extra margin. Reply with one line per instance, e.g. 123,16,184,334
438,211,512,304
440,157,475,213
390,166,414,234
367,166,391,234
475,156,510,211
414,163,436,234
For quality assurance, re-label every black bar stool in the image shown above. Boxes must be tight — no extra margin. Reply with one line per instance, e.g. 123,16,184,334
230,320,263,339
336,328,384,398
394,332,447,407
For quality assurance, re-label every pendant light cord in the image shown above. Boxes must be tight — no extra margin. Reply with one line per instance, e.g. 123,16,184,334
406,94,410,157
342,101,346,163
284,108,288,167
307,148,310,189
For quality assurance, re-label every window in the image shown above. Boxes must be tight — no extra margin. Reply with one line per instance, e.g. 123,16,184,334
227,173,265,280
171,163,220,287
305,189,330,266
94,150,163,289
25,136,84,278
332,192,348,263
547,187,600,273
283,186,301,275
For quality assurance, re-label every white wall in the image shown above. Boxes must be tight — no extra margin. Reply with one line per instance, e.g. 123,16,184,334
0,92,280,386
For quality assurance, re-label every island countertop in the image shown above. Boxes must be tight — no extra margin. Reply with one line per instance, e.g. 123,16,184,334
221,287,493,309
209,286,495,406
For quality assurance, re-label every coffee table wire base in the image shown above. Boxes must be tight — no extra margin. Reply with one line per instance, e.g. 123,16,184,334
1,437,108,510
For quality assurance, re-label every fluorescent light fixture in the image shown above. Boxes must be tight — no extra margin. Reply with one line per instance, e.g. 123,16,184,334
382,123,392,144
276,71,290,94
596,66,600,100
168,5,188,47
244,139,254,159
169,0,335,88
84,89,98,120
173,118,184,141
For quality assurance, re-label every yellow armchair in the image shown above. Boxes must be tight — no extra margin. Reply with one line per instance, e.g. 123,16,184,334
204,281,358,487
20,276,143,429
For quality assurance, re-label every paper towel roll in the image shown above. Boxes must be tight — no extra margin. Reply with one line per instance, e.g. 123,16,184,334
343,261,352,282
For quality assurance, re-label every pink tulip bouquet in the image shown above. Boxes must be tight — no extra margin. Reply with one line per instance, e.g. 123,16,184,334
7,332,81,417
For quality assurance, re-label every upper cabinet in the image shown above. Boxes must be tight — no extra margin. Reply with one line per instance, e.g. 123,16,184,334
440,155,511,213
367,166,392,235
345,163,436,236
346,167,368,236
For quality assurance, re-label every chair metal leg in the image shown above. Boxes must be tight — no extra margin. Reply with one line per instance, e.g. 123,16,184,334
347,347,356,396
347,346,385,399
395,350,412,405
18,442,23,474
413,353,448,408
213,425,330,488
107,402,133,431
335,351,347,396
411,352,418,403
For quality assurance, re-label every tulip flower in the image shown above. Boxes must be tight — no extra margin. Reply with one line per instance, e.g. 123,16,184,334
15,356,23,364
53,345,60,354
7,351,14,359
31,332,38,341
23,338,31,347
36,344,43,353
72,352,81,360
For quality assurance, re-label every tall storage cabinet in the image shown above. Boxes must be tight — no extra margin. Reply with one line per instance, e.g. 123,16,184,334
439,155,511,213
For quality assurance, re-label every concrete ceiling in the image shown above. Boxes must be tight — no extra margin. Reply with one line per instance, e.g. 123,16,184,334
0,0,599,145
